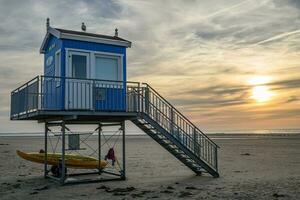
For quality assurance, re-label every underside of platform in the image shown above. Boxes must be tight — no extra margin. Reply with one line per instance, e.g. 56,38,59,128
11,110,138,122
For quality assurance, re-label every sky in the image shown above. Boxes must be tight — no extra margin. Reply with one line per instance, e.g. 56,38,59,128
0,0,300,132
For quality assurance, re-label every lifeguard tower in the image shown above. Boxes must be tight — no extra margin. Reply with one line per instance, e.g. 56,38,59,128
10,19,219,184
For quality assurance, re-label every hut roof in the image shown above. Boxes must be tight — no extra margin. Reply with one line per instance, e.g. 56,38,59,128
40,27,131,53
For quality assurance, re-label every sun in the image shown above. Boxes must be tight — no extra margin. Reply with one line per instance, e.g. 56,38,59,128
248,76,271,85
248,76,275,103
251,85,274,103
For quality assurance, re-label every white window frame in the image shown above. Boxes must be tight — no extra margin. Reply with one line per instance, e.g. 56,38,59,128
93,54,122,81
65,48,123,81
55,50,61,87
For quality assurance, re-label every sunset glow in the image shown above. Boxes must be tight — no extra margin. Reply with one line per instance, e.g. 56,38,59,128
0,0,300,132
248,76,272,86
248,76,274,103
251,86,274,103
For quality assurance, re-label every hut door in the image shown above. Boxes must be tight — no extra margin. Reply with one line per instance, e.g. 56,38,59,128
65,51,92,110
93,55,125,111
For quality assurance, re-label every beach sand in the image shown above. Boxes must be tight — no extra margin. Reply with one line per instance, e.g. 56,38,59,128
0,134,299,199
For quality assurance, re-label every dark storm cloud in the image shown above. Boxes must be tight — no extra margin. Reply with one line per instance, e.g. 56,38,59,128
169,83,250,108
285,96,299,103
170,97,248,108
170,76,300,109
182,85,249,96
267,109,300,119
289,0,300,8
183,77,300,100
195,25,242,40
274,0,300,9
87,0,122,18
268,78,300,90
0,67,15,79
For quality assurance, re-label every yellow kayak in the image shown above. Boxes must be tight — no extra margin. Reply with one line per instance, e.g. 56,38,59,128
16,150,108,169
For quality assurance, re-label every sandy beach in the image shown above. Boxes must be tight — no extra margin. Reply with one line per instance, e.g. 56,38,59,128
0,134,299,200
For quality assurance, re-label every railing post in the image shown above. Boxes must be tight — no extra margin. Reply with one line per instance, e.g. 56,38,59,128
41,76,44,110
10,92,13,118
139,87,146,112
214,146,218,171
37,76,40,111
136,83,140,112
17,89,20,118
26,82,30,116
193,127,199,155
92,79,95,111
145,86,149,114
170,108,174,134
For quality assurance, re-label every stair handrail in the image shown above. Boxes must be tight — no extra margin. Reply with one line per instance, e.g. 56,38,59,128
141,83,219,148
138,92,217,169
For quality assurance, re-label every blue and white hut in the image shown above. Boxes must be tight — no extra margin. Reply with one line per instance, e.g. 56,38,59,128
39,20,131,112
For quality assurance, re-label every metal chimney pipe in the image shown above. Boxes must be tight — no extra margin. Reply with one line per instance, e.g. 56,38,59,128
115,28,118,37
46,18,50,30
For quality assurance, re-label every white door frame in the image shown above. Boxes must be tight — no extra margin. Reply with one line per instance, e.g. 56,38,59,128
65,50,92,110
66,50,91,78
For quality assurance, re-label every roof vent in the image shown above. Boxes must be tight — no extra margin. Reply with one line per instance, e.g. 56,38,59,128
81,22,86,32
115,28,118,37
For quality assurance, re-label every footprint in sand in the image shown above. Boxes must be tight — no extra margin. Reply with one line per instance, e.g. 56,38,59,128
178,191,193,197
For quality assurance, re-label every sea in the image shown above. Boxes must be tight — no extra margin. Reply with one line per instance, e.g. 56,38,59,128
0,129,299,139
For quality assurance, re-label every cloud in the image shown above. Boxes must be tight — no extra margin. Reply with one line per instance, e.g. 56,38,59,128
273,0,300,10
286,96,298,103
171,96,248,108
255,29,300,45
0,0,300,131
269,78,300,90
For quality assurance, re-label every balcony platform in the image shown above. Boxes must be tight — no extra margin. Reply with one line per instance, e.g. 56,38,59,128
10,76,143,122
11,110,138,122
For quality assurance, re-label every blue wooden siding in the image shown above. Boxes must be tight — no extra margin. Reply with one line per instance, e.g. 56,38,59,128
44,35,62,76
42,36,128,111
94,85,126,111
42,78,63,110
43,35,63,110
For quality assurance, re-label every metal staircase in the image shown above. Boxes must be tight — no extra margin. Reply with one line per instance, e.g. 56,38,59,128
128,84,220,178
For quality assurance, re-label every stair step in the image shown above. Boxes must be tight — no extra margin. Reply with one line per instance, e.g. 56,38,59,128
131,116,219,178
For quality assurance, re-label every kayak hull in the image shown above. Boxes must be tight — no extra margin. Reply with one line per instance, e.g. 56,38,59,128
16,150,108,169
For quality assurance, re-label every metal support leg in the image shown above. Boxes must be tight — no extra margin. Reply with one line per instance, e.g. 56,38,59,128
98,123,102,174
61,121,66,184
44,122,48,178
121,120,126,180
